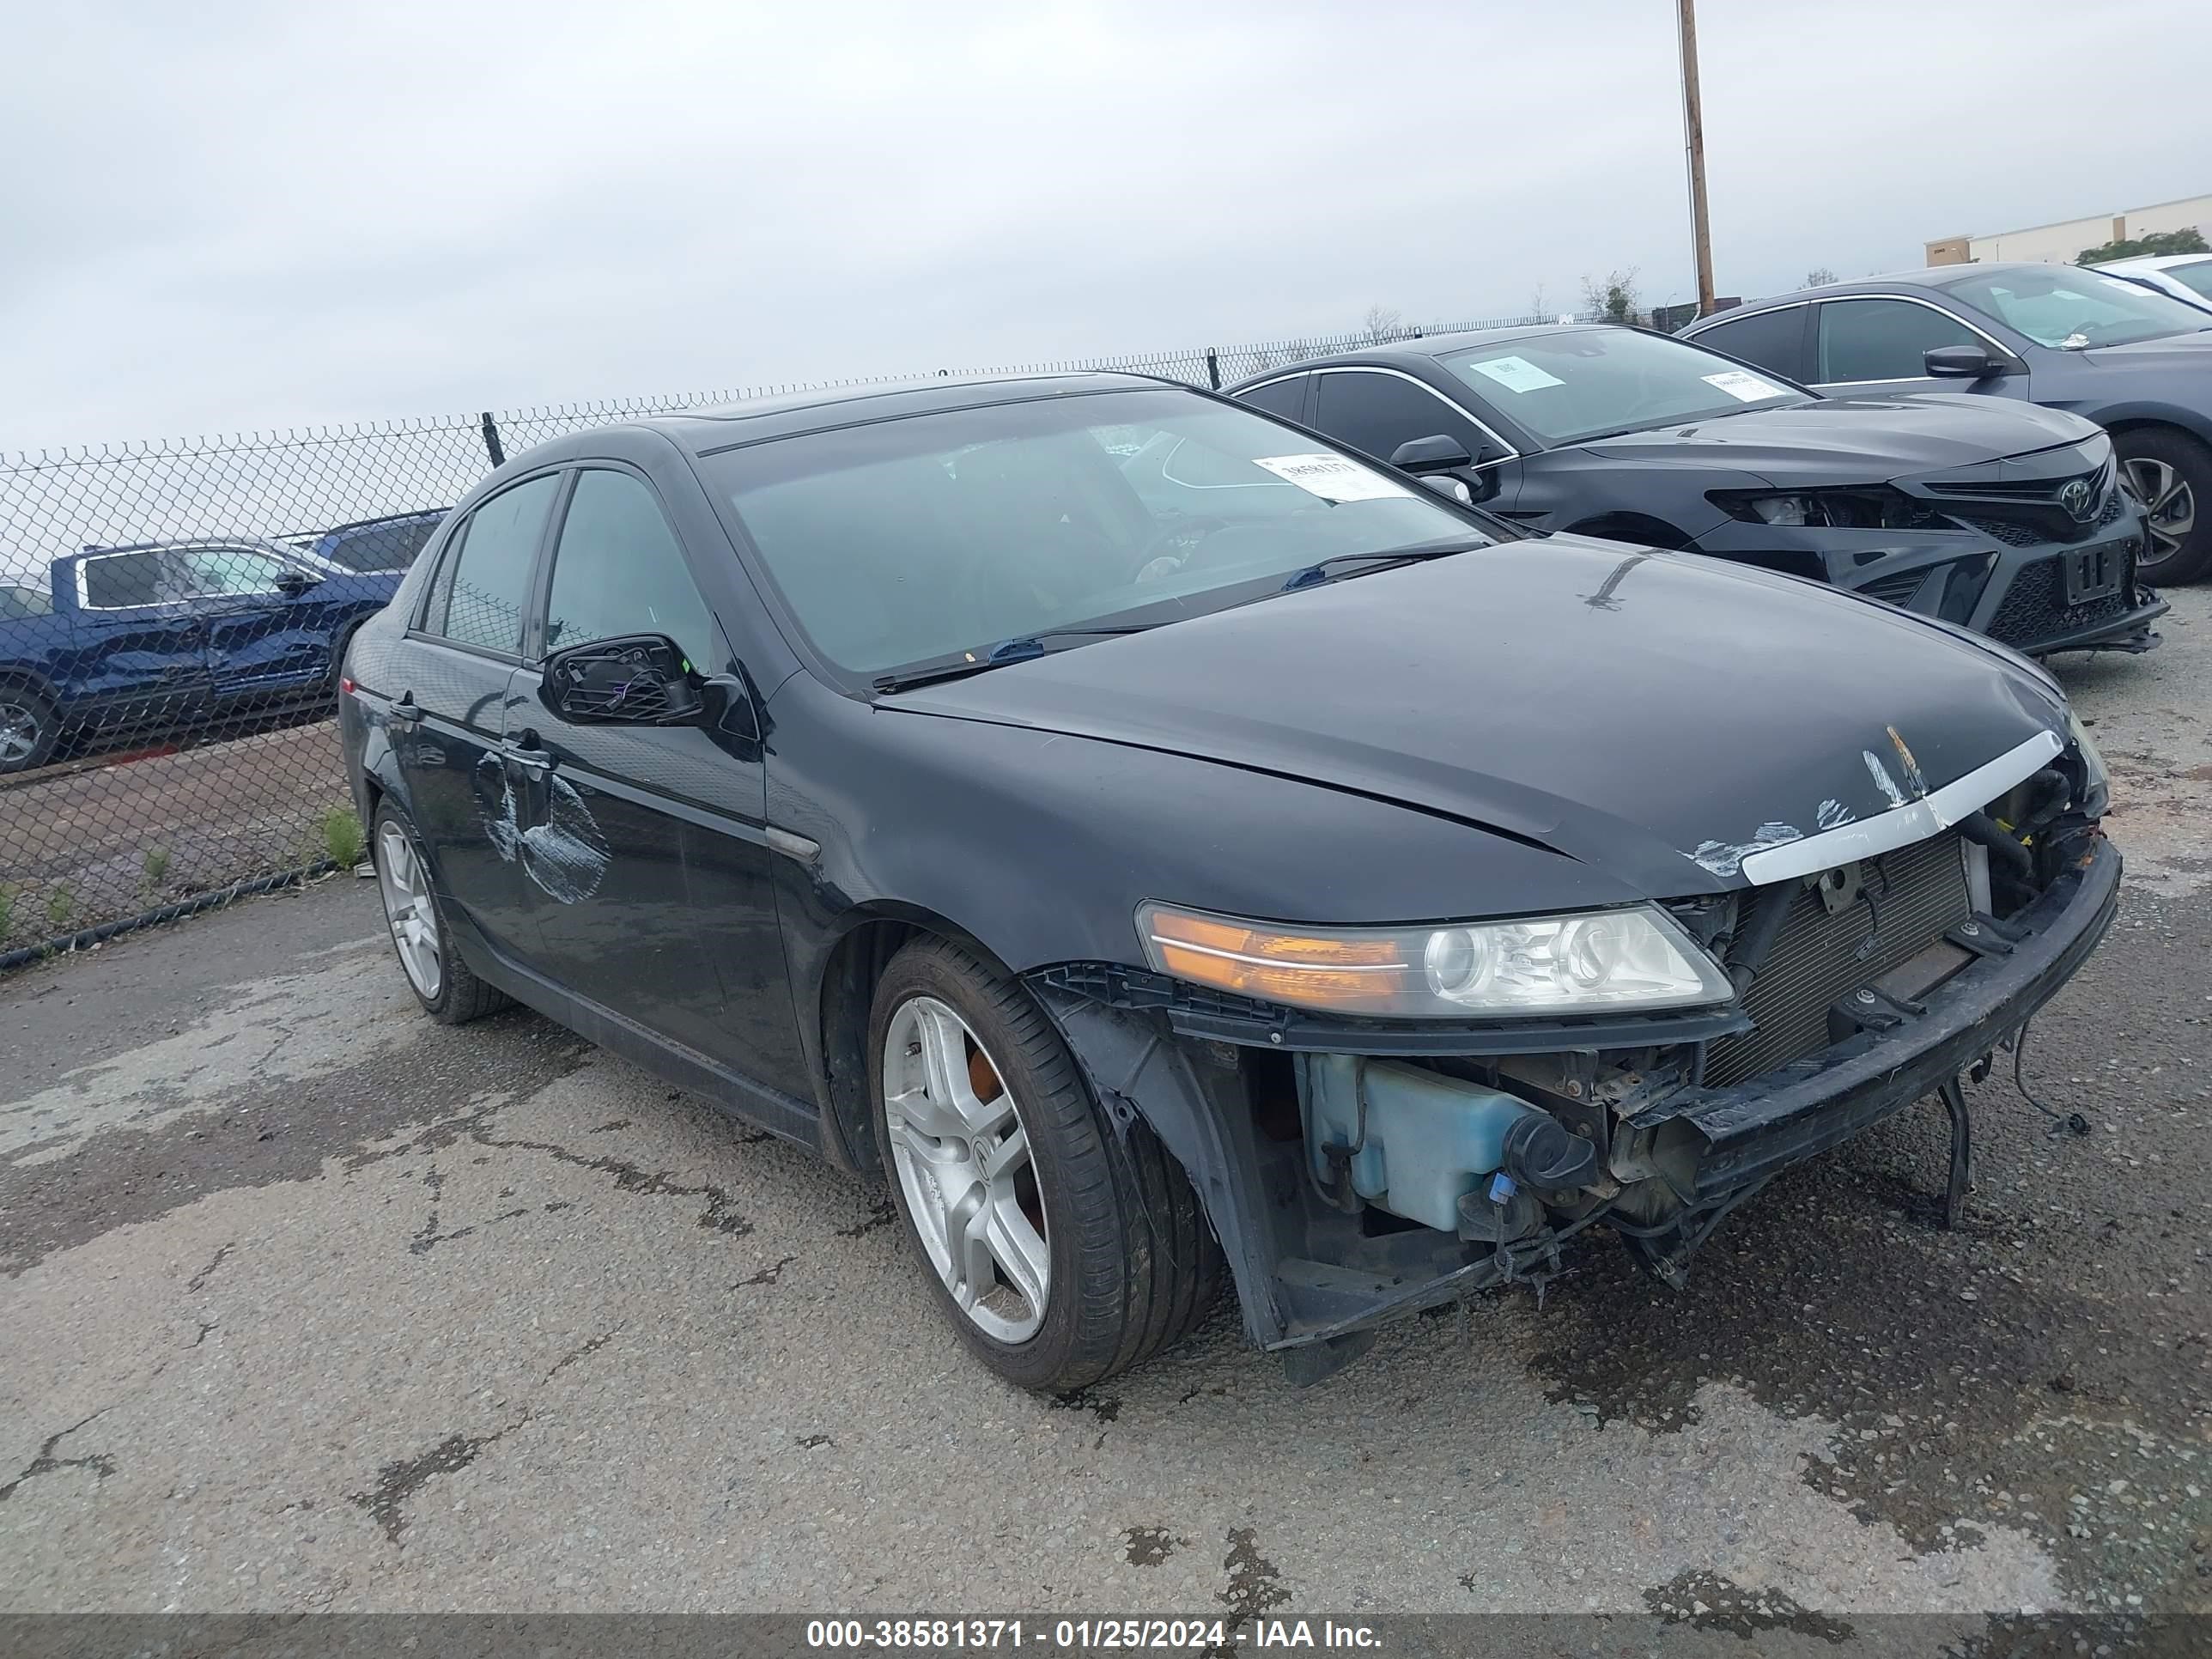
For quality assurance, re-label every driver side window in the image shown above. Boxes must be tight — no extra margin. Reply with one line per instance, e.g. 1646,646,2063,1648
173,547,296,597
1311,372,1489,465
1815,299,1978,384
542,469,724,674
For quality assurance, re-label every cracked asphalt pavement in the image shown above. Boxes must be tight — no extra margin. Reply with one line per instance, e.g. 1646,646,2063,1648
1,591,2207,1624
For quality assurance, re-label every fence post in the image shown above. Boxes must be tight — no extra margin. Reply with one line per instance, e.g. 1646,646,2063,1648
1205,349,1220,391
479,411,505,468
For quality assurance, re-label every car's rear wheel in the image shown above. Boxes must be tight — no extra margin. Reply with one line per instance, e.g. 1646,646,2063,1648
868,938,1222,1391
0,686,58,775
2117,428,2211,583
371,800,510,1024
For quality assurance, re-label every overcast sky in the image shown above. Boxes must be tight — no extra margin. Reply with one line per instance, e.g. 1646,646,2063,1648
4,0,2209,450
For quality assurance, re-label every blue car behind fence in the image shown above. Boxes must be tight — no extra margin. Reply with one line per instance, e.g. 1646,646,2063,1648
0,538,402,774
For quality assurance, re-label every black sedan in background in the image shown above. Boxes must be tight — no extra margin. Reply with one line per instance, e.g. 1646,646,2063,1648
1680,264,2212,583
1231,324,2166,657
343,372,2118,1390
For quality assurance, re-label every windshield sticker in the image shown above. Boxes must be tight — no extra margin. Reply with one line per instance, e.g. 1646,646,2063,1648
1464,356,1565,393
1251,453,1413,502
1702,369,1788,403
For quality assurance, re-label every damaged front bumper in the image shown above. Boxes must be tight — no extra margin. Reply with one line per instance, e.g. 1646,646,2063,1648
1640,834,2118,1202
1690,519,2168,657
1030,833,2119,1374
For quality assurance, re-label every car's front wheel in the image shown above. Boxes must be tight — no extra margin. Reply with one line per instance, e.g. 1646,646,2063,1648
370,800,510,1024
2117,427,2210,584
868,938,1222,1391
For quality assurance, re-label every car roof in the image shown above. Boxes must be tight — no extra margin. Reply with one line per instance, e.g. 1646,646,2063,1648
1227,322,1621,384
1685,262,2100,324
596,370,1191,455
2094,253,2212,272
82,535,305,556
317,509,450,536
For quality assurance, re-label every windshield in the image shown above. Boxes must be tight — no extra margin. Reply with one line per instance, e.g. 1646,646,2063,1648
1435,327,1810,446
2161,258,2212,301
701,387,1493,678
316,517,442,572
1943,265,2211,348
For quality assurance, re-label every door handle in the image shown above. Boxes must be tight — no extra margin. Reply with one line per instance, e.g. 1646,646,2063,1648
390,693,423,728
503,744,556,773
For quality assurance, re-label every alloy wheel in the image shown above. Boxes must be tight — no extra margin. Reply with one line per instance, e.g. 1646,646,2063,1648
0,701,43,767
880,994,1051,1342
2123,456,2197,573
375,819,443,1000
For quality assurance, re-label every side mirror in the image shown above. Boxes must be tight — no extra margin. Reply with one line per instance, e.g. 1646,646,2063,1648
541,634,704,726
274,569,322,596
1923,343,2004,380
1389,434,1476,474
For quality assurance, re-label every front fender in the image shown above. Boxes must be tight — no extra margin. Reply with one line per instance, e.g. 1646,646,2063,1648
2068,397,2212,448
1029,984,1289,1348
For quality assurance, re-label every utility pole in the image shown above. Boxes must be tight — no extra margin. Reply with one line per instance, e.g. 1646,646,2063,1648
1676,0,1717,317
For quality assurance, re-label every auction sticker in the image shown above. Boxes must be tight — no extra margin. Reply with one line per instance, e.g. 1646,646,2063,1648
1463,354,1565,393
1252,453,1413,501
1702,369,1788,402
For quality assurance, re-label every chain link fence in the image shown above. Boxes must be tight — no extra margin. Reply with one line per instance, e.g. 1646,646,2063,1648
0,310,1553,962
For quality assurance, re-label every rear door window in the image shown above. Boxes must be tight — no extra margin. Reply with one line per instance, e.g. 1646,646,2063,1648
1815,299,1978,383
82,550,191,608
1689,305,1809,380
1237,375,1310,422
422,473,561,656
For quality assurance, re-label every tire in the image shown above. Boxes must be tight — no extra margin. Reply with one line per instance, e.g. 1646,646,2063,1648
0,684,59,775
370,799,511,1024
2116,427,2212,584
867,937,1223,1391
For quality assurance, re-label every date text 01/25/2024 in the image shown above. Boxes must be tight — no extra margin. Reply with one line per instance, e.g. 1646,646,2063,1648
805,1619,1384,1650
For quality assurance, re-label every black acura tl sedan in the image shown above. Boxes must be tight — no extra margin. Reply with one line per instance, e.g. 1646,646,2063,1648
340,373,2119,1390
1230,323,2166,657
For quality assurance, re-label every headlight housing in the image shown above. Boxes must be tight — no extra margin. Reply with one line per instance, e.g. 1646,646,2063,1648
1136,902,1734,1020
2067,710,2109,817
1709,486,1946,531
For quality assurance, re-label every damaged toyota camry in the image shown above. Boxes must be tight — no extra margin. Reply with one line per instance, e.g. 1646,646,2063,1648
340,372,2119,1392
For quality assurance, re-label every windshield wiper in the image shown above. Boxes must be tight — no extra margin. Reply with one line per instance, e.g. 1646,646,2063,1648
870,626,1154,694
1279,539,1487,592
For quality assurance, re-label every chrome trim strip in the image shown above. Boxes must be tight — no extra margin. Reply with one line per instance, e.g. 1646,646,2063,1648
1738,728,2064,884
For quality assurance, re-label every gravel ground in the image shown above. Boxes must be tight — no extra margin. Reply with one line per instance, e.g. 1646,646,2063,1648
0,591,2206,1627
0,715,349,950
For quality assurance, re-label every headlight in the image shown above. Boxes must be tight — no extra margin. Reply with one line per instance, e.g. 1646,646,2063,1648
1745,494,1813,526
2067,710,2109,816
1136,902,1734,1019
1710,487,1944,531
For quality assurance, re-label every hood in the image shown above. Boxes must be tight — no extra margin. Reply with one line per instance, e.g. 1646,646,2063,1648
1573,394,2098,484
2079,330,2212,368
888,538,2069,898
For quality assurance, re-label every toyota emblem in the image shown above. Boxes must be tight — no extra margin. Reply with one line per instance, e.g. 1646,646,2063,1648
2058,477,2096,522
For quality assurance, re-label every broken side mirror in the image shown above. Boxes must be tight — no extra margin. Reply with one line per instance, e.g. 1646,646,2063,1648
540,634,705,726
